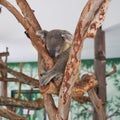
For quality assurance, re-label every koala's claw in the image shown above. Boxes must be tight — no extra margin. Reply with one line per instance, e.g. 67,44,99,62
39,72,53,86
40,77,50,86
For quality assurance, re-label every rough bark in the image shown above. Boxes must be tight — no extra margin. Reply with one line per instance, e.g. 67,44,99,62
0,77,20,82
88,89,106,120
0,96,44,110
16,0,41,31
58,0,110,119
0,107,26,120
94,27,106,120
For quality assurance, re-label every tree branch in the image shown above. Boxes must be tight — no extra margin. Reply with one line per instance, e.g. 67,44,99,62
0,0,53,68
43,94,57,120
0,51,9,58
0,96,44,110
16,0,41,31
58,0,111,119
0,61,39,87
106,65,117,77
0,61,97,100
0,77,20,82
0,107,26,120
88,89,107,120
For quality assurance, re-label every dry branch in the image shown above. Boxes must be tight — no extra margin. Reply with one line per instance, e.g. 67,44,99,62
88,89,106,120
58,0,111,119
106,65,117,77
86,0,111,38
0,107,26,120
0,0,53,68
0,77,20,82
0,52,9,57
43,94,57,120
0,61,39,87
0,96,44,110
0,61,97,103
16,0,41,31
41,74,98,103
72,74,98,98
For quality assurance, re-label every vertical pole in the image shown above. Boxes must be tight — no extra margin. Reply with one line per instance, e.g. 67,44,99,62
94,27,106,120
2,48,8,98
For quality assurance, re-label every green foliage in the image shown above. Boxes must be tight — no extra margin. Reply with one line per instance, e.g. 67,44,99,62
71,100,93,120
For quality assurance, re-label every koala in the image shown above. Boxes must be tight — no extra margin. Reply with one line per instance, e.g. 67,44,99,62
36,29,72,58
36,29,73,86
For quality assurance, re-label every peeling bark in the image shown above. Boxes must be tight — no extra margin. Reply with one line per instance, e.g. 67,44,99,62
58,0,110,119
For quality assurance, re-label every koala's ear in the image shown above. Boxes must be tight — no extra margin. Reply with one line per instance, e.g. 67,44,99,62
36,30,48,42
61,32,73,44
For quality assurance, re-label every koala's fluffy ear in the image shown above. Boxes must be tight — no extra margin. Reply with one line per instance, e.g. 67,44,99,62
61,32,73,44
36,30,48,42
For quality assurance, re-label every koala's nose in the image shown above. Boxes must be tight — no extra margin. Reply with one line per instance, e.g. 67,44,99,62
49,50,55,58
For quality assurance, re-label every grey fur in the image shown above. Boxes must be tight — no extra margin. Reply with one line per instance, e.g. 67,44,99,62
36,29,73,86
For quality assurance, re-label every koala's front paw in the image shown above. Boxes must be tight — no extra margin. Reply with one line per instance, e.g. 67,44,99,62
40,75,50,86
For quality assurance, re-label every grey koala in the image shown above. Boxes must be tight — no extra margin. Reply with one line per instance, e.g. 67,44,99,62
36,29,73,86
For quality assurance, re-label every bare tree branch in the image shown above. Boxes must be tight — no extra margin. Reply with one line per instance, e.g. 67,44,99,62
0,77,20,82
0,107,26,120
106,65,117,77
0,61,39,87
0,60,98,101
0,51,9,58
16,0,41,31
0,0,54,68
88,89,107,120
0,96,44,110
58,0,110,119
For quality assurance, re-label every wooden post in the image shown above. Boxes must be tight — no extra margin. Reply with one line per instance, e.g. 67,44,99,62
94,27,106,120
2,48,9,98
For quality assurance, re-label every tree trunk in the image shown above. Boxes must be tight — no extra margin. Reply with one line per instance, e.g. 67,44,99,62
94,27,106,120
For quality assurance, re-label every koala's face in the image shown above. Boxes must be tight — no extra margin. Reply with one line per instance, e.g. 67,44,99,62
45,30,73,58
45,37,65,58
36,29,73,58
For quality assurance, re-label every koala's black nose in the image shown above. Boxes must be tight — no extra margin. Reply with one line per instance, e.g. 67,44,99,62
49,50,55,58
